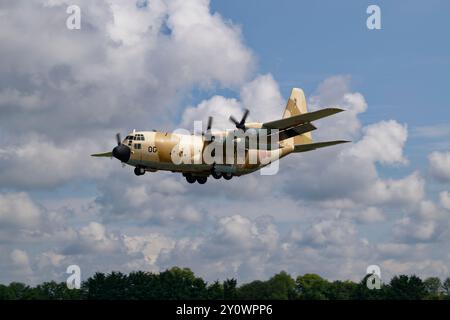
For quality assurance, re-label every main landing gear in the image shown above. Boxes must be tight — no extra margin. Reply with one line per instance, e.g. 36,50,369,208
184,172,233,184
134,167,145,176
184,173,208,184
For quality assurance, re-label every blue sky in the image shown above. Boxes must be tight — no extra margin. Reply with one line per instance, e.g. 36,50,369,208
212,0,450,126
0,0,449,285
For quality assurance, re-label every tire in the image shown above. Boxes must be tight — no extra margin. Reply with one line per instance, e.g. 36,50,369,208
197,176,207,184
186,175,196,184
223,173,233,180
134,167,145,176
212,171,222,179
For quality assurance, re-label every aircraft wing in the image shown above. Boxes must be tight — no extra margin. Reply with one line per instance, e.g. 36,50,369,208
293,140,350,153
262,108,344,130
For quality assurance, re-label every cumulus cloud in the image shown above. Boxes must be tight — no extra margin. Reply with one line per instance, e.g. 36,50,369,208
0,0,254,189
240,74,284,122
440,191,450,210
10,249,33,276
309,75,367,140
348,120,408,165
429,151,450,182
0,192,42,230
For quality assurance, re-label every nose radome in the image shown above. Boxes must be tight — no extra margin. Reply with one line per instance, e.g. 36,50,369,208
112,144,131,163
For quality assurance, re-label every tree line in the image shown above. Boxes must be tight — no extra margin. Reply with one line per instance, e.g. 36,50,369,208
1,267,450,300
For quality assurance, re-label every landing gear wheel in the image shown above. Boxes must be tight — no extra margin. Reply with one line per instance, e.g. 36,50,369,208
223,173,233,180
186,175,196,184
134,167,145,176
212,171,222,179
197,176,207,184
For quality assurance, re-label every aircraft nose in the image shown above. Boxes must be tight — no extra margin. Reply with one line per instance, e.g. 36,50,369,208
112,144,131,163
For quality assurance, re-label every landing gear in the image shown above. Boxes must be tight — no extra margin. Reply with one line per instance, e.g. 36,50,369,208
197,176,207,184
134,167,145,176
212,171,222,179
185,174,207,184
223,173,233,180
184,174,195,184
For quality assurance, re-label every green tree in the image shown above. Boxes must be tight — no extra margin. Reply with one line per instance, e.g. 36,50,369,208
126,271,158,299
267,271,297,299
153,267,207,299
423,277,442,299
84,271,128,299
22,281,83,300
387,275,426,300
442,277,450,296
6,282,29,300
296,274,330,300
237,280,270,299
223,278,237,300
352,275,388,300
207,281,224,300
326,280,358,300
0,284,15,300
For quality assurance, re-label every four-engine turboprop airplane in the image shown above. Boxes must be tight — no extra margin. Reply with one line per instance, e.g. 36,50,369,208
92,88,349,184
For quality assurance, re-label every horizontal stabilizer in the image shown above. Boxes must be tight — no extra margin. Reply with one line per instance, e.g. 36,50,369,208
293,140,350,153
91,152,113,157
277,122,317,141
263,108,344,130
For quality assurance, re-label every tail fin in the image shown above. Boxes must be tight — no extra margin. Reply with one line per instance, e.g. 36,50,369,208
283,88,312,145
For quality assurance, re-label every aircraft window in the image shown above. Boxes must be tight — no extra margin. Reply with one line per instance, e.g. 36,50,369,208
134,144,141,149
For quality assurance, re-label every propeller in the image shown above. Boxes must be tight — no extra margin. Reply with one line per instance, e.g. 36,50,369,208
112,132,131,163
91,132,130,163
229,109,249,131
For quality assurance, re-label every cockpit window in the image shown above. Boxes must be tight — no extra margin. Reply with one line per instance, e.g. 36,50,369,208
134,134,145,141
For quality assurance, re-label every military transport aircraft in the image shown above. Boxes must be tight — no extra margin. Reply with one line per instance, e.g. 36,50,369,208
92,88,349,184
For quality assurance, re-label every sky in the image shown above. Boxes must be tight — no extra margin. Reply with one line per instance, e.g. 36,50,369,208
0,0,449,285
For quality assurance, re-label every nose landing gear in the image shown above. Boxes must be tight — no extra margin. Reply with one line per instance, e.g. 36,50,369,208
134,167,145,176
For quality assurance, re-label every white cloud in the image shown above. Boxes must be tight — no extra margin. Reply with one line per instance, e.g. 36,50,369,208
240,74,284,122
440,191,450,210
180,95,242,131
0,192,41,229
0,135,114,188
348,120,408,165
309,75,367,140
429,151,450,182
10,249,33,276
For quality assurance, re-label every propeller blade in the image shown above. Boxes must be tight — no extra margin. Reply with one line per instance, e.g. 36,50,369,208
206,116,213,131
116,133,122,146
240,109,249,126
229,109,250,131
91,152,113,158
229,115,239,126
